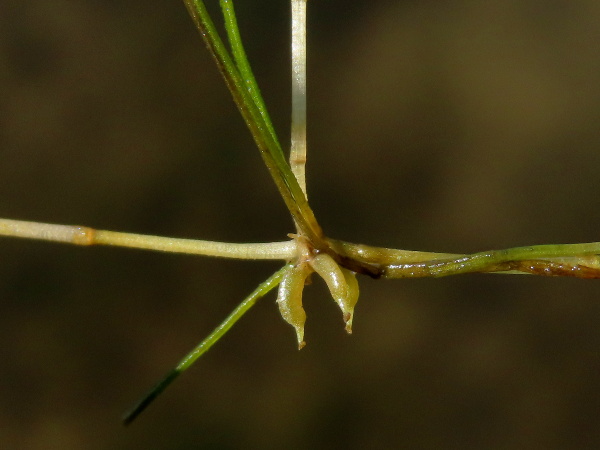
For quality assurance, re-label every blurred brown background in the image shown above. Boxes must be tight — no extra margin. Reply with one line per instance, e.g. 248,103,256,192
1,1,600,448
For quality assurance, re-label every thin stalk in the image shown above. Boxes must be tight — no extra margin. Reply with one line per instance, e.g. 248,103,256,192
420,243,600,277
183,0,324,246
290,0,308,195
123,265,289,425
329,238,600,278
4,217,600,278
328,238,461,266
220,0,280,148
0,218,296,260
382,243,600,278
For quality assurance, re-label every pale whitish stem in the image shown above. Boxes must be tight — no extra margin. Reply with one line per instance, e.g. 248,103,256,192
0,218,296,260
290,0,307,196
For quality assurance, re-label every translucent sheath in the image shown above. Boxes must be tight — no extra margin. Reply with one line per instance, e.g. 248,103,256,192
276,263,312,348
310,253,359,332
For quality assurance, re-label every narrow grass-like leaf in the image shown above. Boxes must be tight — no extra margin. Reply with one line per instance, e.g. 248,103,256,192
220,0,280,149
122,265,289,425
183,0,324,246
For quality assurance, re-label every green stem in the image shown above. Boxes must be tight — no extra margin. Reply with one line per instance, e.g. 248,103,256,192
220,0,280,148
382,243,600,278
328,238,461,266
427,243,600,277
328,238,600,279
123,265,289,425
183,0,324,246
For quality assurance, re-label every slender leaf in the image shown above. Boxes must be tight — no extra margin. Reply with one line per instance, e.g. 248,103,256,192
123,265,289,425
183,0,324,246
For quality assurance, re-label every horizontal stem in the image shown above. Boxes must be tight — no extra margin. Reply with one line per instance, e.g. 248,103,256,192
3,218,600,278
329,238,600,279
382,243,600,278
0,218,296,260
328,238,462,265
94,231,295,259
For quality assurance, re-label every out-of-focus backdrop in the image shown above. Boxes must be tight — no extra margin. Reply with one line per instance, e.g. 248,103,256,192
1,1,600,448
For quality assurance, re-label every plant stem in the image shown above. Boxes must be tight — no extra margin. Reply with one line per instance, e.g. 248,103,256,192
0,218,296,260
329,238,600,278
381,243,600,278
123,265,289,425
290,0,308,195
183,0,324,246
4,217,600,278
220,0,280,148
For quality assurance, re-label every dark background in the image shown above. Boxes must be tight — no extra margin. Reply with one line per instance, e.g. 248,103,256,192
1,1,600,448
